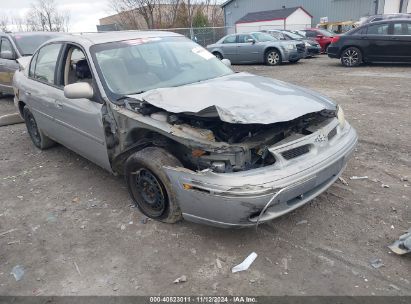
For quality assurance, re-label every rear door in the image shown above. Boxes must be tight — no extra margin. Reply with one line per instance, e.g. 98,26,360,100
364,22,391,61
0,37,19,94
236,34,259,63
390,22,411,62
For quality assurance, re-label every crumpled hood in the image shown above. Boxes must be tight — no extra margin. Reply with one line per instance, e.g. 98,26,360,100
130,72,336,124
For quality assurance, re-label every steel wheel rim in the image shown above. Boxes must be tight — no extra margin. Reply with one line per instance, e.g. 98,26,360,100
27,113,41,146
134,168,166,217
267,51,280,65
342,49,359,66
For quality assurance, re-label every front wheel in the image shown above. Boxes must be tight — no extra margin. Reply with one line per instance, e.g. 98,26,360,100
265,49,282,66
125,147,183,223
341,47,362,67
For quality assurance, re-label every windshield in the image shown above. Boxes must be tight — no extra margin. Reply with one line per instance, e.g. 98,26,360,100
91,36,234,97
316,29,335,36
12,34,60,56
282,31,304,39
251,32,277,42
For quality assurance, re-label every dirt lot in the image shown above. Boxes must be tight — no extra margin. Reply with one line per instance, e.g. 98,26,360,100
0,56,410,296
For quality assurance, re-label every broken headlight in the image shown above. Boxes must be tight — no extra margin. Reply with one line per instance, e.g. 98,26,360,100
337,105,345,128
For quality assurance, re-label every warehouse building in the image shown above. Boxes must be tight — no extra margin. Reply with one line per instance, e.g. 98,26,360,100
222,0,411,30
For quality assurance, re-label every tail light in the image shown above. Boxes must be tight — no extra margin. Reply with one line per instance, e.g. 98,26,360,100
332,36,341,43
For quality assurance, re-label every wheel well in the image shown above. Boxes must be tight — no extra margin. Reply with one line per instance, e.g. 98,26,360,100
212,51,222,57
339,45,363,58
18,101,26,117
264,47,281,58
112,129,188,175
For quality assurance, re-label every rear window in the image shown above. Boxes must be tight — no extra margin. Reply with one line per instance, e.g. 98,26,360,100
12,34,60,56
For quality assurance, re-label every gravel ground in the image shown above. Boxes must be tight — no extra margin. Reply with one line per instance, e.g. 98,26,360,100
0,56,410,296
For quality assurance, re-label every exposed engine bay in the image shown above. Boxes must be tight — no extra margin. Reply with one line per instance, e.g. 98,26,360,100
118,99,337,173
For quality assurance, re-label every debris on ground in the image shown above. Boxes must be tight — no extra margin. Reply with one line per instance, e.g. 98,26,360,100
216,259,223,269
369,258,384,269
338,177,349,185
296,220,308,225
173,275,187,284
381,184,390,188
388,228,411,255
120,224,126,230
11,265,25,281
350,176,369,180
141,217,149,224
72,197,80,203
400,176,408,182
232,252,258,273
0,228,18,238
74,261,81,276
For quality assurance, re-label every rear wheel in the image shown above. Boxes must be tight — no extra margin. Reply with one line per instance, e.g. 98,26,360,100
23,107,55,149
341,47,362,67
125,147,183,223
213,52,223,60
265,49,282,66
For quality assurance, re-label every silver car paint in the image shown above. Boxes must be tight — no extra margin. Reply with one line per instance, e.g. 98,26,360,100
13,31,357,228
206,32,301,64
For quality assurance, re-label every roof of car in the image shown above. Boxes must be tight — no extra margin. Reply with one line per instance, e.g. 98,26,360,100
50,31,183,46
1,31,67,37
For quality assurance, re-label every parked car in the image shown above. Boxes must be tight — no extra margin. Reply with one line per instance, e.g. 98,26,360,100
360,13,411,25
0,32,64,96
328,19,411,67
13,31,357,228
206,32,305,65
294,28,335,53
265,29,321,58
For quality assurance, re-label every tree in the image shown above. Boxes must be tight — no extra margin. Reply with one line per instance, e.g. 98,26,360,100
0,14,9,32
192,9,208,27
110,0,158,29
26,0,70,32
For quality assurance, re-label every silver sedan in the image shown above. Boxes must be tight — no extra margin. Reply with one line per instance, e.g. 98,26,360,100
206,32,305,65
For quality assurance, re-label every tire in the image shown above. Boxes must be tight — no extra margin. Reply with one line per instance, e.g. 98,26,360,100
265,49,282,66
23,107,55,149
125,147,183,224
341,47,362,67
213,52,223,60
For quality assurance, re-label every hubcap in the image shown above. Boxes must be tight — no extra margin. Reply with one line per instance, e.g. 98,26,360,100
342,49,359,66
134,169,166,217
267,51,280,65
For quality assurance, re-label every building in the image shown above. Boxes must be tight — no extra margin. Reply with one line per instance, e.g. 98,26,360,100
99,3,223,31
222,0,411,31
236,7,312,33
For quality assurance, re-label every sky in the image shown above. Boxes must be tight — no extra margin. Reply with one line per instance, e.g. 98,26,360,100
0,0,112,32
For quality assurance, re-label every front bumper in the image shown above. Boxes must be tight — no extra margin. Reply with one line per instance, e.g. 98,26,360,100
305,46,321,57
165,120,358,228
283,49,303,62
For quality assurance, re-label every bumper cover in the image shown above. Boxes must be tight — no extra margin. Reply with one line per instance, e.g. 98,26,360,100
165,121,358,228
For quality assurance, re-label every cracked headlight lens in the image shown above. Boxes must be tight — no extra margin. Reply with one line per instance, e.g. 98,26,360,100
337,105,345,128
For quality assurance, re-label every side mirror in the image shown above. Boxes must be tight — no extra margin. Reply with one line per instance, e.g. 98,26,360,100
221,59,231,67
64,82,94,99
1,51,16,60
247,38,256,44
